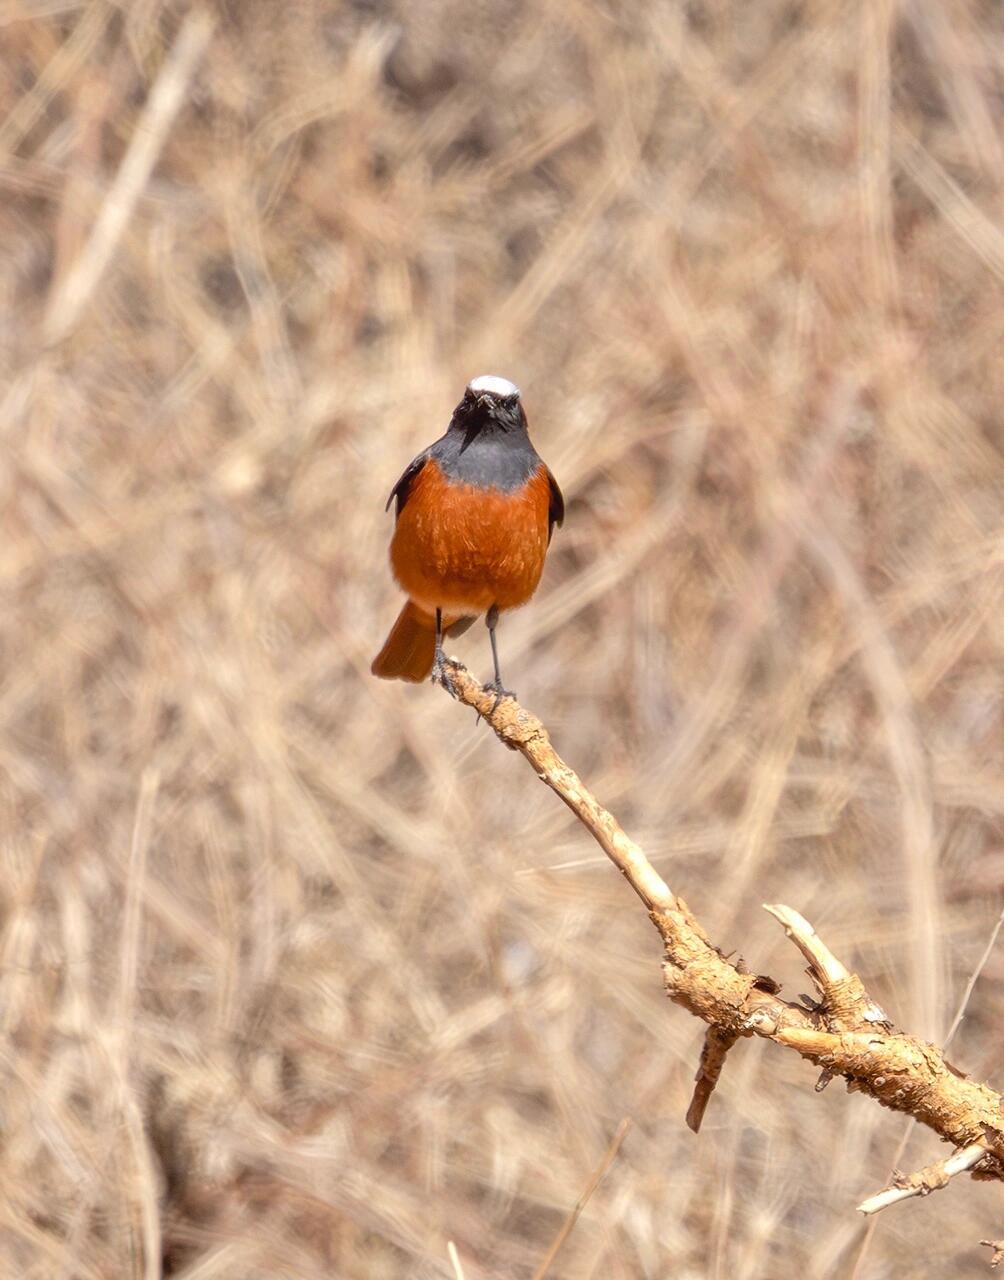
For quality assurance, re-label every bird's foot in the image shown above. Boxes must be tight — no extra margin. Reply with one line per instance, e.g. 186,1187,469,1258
483,677,516,715
431,652,460,698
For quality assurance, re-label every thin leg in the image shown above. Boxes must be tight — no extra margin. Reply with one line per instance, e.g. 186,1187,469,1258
431,607,457,695
485,604,515,703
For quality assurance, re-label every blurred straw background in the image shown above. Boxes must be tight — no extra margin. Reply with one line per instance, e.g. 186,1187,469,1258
1,1,1003,1276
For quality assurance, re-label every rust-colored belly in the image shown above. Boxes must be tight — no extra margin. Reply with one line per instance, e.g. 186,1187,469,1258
390,460,551,615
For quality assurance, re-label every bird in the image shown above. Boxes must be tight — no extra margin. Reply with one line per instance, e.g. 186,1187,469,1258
371,374,564,697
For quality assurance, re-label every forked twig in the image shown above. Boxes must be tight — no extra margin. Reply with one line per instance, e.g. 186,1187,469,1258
437,661,1004,1234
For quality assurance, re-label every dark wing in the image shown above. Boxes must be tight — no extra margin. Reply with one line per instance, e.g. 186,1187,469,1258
385,450,429,518
545,466,564,544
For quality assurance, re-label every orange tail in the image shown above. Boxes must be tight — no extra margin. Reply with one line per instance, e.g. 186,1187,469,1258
372,601,435,682
371,603,475,683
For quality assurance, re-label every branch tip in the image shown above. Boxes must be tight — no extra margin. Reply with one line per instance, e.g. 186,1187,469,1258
857,1143,988,1215
763,903,850,985
686,1026,738,1133
981,1240,1004,1270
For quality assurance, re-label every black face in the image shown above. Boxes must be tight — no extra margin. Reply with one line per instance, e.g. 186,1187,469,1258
432,385,539,492
449,386,527,437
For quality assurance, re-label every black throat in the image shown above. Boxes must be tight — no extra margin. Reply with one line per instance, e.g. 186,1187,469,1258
431,399,541,492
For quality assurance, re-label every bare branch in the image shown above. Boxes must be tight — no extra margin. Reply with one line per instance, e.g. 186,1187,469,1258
763,902,891,1031
437,665,677,914
857,1143,989,1215
439,661,1004,1218
762,903,850,985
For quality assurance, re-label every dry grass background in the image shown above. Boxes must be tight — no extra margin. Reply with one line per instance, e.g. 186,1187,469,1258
1,0,1003,1276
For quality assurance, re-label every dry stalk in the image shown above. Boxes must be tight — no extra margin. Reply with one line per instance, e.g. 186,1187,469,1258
438,660,1004,1222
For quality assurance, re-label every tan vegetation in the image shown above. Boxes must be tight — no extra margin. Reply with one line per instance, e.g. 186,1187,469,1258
1,1,1003,1276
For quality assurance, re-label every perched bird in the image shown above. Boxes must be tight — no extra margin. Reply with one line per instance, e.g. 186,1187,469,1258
372,375,563,696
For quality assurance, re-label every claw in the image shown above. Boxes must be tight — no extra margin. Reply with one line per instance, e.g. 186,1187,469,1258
483,677,516,715
430,653,459,698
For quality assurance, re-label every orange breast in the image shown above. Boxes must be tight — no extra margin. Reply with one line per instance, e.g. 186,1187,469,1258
390,460,551,615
